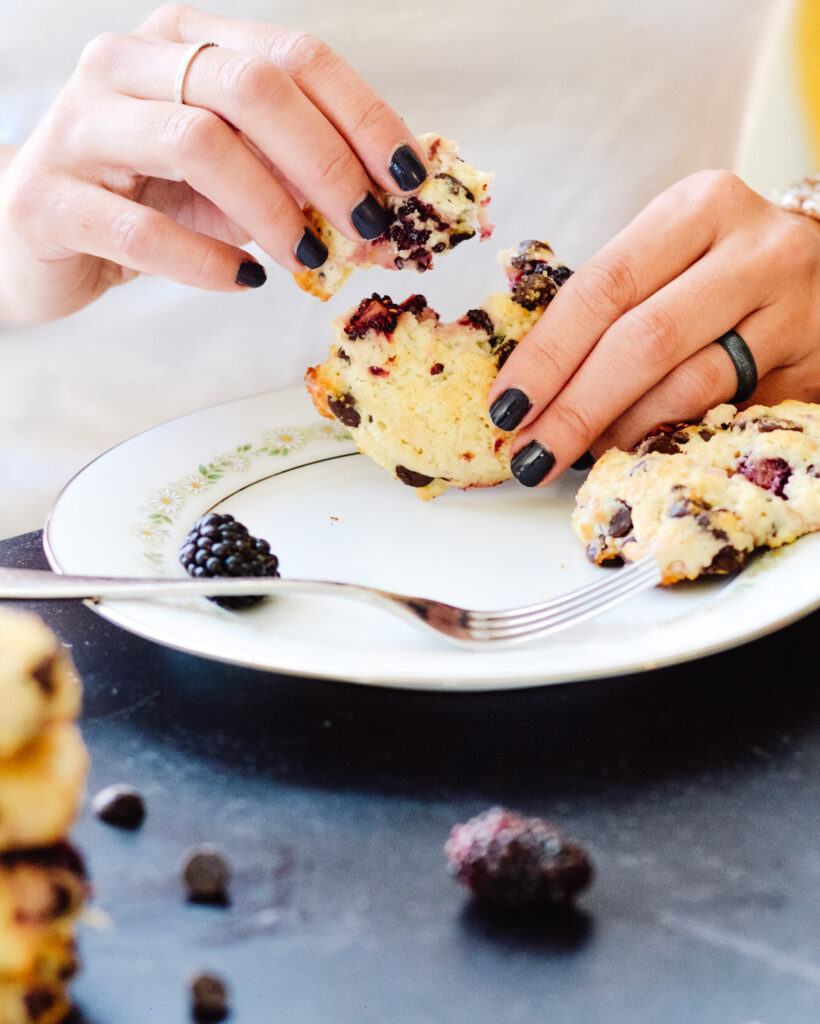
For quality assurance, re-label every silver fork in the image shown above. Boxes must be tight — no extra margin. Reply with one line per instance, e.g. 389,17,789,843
0,556,662,647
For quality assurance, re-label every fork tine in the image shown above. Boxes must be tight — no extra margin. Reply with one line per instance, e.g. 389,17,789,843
467,556,660,625
464,556,662,643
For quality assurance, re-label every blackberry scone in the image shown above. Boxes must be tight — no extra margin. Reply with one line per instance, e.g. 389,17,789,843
294,133,494,300
572,401,820,584
305,240,571,498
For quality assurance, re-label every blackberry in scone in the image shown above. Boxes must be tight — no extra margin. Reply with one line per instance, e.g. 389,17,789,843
305,241,570,498
571,401,820,583
294,134,494,300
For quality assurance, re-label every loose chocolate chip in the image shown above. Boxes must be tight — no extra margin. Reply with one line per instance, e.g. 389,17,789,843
31,654,57,695
395,465,435,488
607,500,633,538
190,973,230,1023
182,846,230,905
327,393,361,428
92,784,146,830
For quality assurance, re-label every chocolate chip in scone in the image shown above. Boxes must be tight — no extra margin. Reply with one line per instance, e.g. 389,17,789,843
327,393,361,428
705,545,747,575
607,500,633,538
448,230,475,249
753,416,804,433
395,465,435,488
182,845,230,905
23,988,56,1020
434,171,475,201
92,784,146,830
190,972,230,1023
493,339,516,370
458,308,495,335
637,433,681,456
31,653,57,695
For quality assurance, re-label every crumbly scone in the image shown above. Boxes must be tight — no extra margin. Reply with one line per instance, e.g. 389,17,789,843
294,133,494,300
306,240,570,498
0,725,88,851
0,610,81,761
572,401,820,583
0,977,73,1024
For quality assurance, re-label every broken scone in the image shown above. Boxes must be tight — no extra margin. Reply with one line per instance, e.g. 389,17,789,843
294,133,494,300
305,240,571,498
572,401,820,583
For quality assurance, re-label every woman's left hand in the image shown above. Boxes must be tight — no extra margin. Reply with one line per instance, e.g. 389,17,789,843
488,170,820,486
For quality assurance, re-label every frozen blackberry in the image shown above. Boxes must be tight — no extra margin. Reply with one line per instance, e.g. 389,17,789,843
179,513,279,609
445,806,593,908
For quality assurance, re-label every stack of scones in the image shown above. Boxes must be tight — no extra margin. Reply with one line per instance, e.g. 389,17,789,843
0,608,89,1024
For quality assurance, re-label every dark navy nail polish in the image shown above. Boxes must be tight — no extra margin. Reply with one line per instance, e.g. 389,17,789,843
571,450,595,470
510,441,556,487
489,388,531,431
389,145,427,191
295,228,328,270
235,260,266,288
351,193,391,240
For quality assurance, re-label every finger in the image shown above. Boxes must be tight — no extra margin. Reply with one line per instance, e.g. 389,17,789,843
75,95,325,273
488,171,746,428
593,308,780,453
138,6,427,195
79,33,392,242
507,246,764,485
58,182,267,291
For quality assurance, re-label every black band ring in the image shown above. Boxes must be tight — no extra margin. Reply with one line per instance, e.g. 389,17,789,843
714,329,757,404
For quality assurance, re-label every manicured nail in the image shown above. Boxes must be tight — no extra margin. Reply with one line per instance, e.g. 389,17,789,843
389,145,427,191
489,388,531,431
295,228,328,270
351,193,391,239
510,441,556,487
235,260,266,288
571,450,595,470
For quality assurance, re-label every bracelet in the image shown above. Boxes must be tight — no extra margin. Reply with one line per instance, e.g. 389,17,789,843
771,175,820,220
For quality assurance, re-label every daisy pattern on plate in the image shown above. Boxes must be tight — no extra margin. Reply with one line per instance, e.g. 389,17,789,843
263,427,306,454
129,519,170,542
146,486,184,516
179,472,213,495
216,452,251,472
313,421,352,441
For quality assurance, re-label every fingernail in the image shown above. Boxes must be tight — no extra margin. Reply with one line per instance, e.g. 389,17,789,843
389,145,427,191
295,228,328,270
571,450,595,470
510,441,556,487
235,260,266,288
489,388,531,431
351,193,391,240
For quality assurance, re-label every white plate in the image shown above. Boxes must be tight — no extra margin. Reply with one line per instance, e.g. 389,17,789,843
45,387,820,690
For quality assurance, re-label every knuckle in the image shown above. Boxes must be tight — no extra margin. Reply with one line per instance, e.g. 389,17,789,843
272,31,332,75
108,207,155,263
550,400,596,444
687,167,743,210
221,54,282,108
572,254,638,320
313,146,359,191
161,106,226,166
76,32,125,75
624,302,679,367
347,96,395,140
774,215,819,272
672,356,721,415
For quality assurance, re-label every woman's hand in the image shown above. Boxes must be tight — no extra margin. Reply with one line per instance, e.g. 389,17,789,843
488,170,820,485
0,3,427,322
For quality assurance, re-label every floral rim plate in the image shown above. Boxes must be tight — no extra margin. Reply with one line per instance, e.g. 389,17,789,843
44,386,820,691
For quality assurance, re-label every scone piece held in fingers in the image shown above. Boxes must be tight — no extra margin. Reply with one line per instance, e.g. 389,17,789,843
305,240,571,498
572,400,820,583
0,725,88,852
294,133,494,300
0,976,74,1024
0,610,81,761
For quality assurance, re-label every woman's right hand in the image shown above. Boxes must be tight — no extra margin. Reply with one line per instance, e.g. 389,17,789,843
0,3,427,322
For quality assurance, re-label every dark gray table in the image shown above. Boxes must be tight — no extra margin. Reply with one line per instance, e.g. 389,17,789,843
3,530,819,1023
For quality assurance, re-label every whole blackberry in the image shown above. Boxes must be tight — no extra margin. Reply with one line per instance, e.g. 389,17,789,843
179,513,279,609
445,807,593,908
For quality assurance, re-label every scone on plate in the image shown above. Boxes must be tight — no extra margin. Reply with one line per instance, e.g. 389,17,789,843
294,133,494,300
305,240,571,498
572,401,820,583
